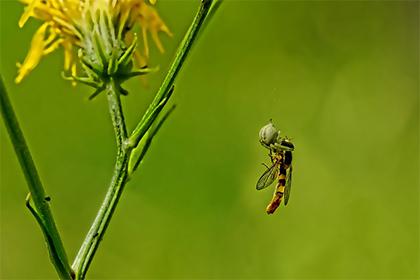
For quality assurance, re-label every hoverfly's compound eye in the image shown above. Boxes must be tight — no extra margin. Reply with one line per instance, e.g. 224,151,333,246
259,122,279,146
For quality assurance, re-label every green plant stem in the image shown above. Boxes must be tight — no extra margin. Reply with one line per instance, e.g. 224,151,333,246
72,0,221,278
0,76,73,279
106,79,128,151
71,79,131,279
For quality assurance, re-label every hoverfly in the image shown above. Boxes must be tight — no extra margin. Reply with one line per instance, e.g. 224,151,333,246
256,121,294,214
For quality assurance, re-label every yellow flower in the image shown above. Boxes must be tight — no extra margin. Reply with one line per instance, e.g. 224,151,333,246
16,0,172,85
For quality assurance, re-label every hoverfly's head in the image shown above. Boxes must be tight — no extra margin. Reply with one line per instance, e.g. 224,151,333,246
259,121,279,148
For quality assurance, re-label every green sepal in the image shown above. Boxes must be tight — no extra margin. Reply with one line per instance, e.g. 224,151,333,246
88,86,106,100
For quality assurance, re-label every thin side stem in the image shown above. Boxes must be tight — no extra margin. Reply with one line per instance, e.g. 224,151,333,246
128,0,217,148
128,104,176,175
0,76,73,279
71,79,130,279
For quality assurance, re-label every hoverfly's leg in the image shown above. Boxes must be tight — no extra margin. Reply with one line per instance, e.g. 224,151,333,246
259,140,271,150
273,142,294,152
266,147,272,161
261,163,270,169
267,152,272,161
266,164,287,214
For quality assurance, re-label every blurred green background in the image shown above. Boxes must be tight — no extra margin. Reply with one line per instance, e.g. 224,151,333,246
1,0,419,279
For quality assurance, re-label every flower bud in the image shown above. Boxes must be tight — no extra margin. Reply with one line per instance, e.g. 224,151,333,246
259,122,279,146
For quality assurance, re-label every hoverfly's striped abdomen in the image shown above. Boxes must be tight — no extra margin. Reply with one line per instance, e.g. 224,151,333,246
266,165,287,214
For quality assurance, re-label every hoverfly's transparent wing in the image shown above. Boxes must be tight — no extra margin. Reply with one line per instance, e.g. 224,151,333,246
284,166,293,205
256,163,279,190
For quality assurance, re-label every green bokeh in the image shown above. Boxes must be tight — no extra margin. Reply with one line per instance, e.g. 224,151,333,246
1,1,419,279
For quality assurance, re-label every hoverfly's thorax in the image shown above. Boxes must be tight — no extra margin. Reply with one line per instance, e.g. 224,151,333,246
280,139,294,150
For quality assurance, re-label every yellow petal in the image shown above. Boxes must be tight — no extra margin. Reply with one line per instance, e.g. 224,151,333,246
141,27,150,57
134,50,150,87
71,63,77,87
134,50,147,68
63,40,73,71
151,30,164,53
136,3,172,54
15,23,49,83
18,0,41,27
43,38,64,55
